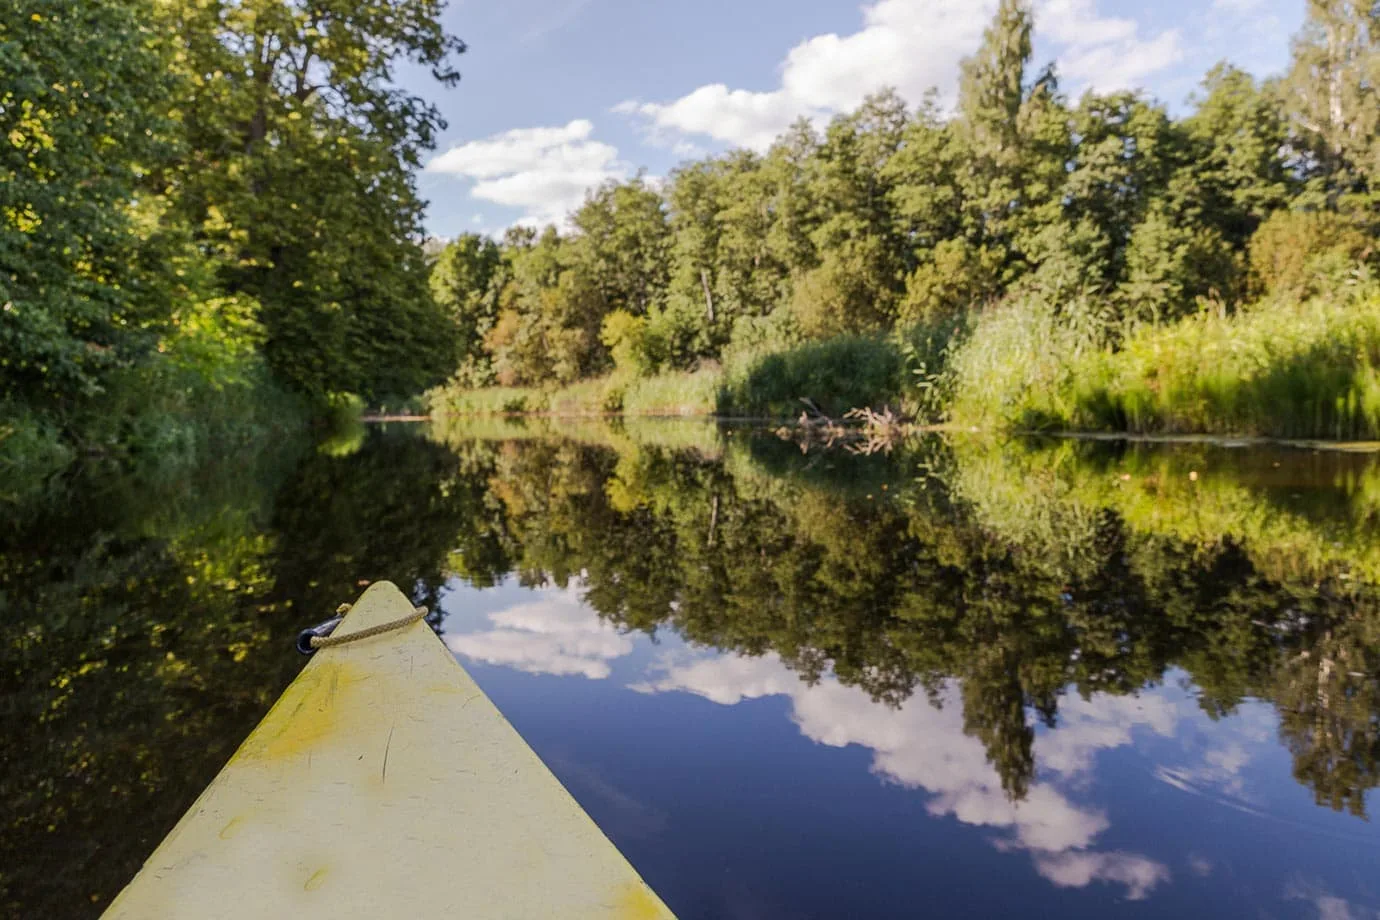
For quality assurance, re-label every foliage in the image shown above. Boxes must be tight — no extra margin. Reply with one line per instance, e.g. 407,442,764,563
721,335,905,418
622,368,723,417
950,281,1380,439
2,0,467,464
1075,287,1380,439
1248,209,1377,298
0,404,73,504
428,0,1380,440
0,0,175,404
432,233,503,386
946,293,1114,430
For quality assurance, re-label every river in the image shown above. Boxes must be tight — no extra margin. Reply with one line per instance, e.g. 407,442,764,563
4,420,1379,917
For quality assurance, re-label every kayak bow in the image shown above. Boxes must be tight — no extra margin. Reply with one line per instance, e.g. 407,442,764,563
103,581,675,919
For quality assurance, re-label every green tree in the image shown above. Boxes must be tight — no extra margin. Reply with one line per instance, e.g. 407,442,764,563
1282,0,1380,198
432,233,503,386
791,90,912,338
0,0,175,405
159,0,466,403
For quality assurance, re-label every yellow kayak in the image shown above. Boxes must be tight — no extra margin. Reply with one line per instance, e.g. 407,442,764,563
103,581,675,919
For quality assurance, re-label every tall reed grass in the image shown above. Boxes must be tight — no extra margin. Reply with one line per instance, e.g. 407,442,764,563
948,284,1380,440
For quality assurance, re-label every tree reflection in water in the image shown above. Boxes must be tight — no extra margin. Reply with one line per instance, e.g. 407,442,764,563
3,420,1378,916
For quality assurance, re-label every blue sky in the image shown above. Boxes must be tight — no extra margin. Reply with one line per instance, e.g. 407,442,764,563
409,0,1305,238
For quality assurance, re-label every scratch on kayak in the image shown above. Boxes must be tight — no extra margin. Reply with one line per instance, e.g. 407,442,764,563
382,724,395,784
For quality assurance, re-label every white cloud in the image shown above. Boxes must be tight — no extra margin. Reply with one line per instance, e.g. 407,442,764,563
637,651,1171,899
445,586,634,679
1034,850,1171,900
426,120,628,227
1036,692,1178,777
616,0,1184,152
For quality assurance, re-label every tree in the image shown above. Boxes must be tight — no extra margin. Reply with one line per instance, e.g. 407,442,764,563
569,177,672,319
790,90,912,337
1282,0,1380,198
158,0,466,402
0,0,175,406
432,234,503,386
954,0,1071,290
1182,64,1296,245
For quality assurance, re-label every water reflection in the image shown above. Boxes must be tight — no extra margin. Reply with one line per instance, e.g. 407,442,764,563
4,419,1380,917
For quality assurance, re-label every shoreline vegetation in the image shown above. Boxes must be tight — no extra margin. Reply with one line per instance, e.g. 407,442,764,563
427,0,1380,443
2,0,466,495
6,0,1380,504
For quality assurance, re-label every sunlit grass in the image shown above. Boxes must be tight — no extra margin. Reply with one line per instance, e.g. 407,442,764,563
622,368,722,416
948,286,1380,440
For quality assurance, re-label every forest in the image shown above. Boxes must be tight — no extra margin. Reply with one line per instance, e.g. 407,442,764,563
5,0,1380,496
430,0,1380,439
1,0,465,487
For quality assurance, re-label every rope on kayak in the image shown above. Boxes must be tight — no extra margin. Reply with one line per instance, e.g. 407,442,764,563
298,603,428,654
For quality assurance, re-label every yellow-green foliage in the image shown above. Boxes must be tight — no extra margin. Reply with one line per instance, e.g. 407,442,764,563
546,376,626,415
946,295,1111,431
428,412,723,461
949,286,1380,440
1089,292,1380,439
429,386,551,416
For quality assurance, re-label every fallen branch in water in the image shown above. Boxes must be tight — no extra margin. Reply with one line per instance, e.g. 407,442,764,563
773,400,911,454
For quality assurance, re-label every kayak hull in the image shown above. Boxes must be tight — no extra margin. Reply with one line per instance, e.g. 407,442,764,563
103,581,674,919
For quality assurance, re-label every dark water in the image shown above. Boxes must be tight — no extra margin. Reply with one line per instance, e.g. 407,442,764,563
4,420,1380,918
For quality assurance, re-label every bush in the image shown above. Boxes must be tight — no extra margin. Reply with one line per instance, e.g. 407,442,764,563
599,310,662,377
1249,210,1375,299
722,334,905,418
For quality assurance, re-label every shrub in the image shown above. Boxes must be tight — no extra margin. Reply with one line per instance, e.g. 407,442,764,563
722,334,905,418
1248,210,1375,299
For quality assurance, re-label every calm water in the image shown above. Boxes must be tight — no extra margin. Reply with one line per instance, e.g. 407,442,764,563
4,420,1380,917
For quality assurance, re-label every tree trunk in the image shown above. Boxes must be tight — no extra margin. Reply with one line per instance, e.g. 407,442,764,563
700,269,715,324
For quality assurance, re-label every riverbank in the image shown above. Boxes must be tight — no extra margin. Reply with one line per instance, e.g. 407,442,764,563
430,282,1380,443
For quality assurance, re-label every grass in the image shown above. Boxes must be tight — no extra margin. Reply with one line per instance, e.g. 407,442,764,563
433,282,1380,442
428,385,550,416
945,294,1110,431
1082,293,1380,439
948,284,1380,440
623,368,722,416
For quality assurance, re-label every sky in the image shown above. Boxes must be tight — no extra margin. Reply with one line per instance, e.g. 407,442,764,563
408,0,1306,238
